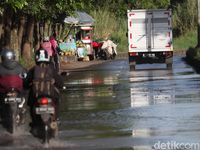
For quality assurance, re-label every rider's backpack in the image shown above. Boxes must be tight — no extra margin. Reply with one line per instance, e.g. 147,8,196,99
32,64,55,98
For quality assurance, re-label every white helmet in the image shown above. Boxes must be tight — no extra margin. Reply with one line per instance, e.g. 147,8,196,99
43,36,50,41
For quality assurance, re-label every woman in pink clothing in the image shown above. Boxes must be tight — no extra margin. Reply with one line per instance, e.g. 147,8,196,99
40,36,59,72
49,35,60,72
50,36,58,52
40,36,54,57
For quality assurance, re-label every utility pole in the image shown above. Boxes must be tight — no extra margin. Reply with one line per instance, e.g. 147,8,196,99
198,0,200,47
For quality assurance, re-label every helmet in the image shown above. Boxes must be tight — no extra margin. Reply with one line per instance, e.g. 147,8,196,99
43,36,49,41
1,48,16,62
35,49,50,63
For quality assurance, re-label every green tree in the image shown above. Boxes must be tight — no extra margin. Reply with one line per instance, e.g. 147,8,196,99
131,0,170,9
198,0,200,47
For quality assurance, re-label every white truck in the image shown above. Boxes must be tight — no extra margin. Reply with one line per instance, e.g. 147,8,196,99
127,9,173,70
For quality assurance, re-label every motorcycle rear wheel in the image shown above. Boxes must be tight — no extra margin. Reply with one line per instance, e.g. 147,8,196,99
9,104,18,134
44,124,49,145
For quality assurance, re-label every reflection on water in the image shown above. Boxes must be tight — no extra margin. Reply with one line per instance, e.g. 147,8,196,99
132,128,153,137
66,74,118,85
130,87,175,107
128,63,200,148
62,71,119,110
130,69,175,107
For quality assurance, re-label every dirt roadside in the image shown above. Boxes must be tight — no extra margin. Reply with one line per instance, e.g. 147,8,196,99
59,50,186,72
59,52,128,72
60,59,112,72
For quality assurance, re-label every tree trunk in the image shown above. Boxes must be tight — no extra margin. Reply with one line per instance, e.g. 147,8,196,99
55,23,60,37
18,15,26,53
58,23,63,40
39,21,44,41
48,23,52,36
60,23,67,40
0,13,4,49
44,21,49,37
27,16,35,43
11,29,19,60
198,0,200,47
3,7,13,48
0,15,2,36
10,12,20,60
34,21,40,51
22,15,35,59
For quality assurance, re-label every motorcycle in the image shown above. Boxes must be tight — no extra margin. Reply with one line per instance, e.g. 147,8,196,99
101,40,117,60
33,96,58,145
2,88,25,134
93,40,117,60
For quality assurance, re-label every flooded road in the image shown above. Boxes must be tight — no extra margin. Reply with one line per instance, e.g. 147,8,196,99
1,55,200,149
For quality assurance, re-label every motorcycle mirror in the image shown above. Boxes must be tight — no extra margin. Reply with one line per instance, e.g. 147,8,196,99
19,73,27,79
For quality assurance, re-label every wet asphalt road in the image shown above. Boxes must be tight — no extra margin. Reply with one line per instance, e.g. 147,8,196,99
1,55,200,150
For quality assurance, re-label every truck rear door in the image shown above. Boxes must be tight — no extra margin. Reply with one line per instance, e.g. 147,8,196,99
128,10,147,52
128,9,172,52
151,10,172,51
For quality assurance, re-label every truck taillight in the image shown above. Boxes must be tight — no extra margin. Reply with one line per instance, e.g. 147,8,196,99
163,51,173,58
129,52,138,56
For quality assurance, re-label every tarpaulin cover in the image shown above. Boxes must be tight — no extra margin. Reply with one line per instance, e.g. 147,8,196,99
64,11,94,25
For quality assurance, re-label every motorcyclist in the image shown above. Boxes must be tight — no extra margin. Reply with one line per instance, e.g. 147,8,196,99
0,48,27,123
50,35,60,72
101,37,117,59
25,48,64,130
40,36,54,58
40,36,60,72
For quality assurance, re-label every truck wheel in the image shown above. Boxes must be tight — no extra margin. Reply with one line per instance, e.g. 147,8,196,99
130,65,135,71
129,61,136,71
166,57,173,69
166,63,172,69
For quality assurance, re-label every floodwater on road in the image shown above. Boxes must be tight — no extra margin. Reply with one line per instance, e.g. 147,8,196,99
59,55,200,150
1,55,200,150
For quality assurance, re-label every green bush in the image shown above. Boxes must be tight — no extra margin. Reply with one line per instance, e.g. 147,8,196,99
132,0,170,9
173,30,197,50
172,0,197,37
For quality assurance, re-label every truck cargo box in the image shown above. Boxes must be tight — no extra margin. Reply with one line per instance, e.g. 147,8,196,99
127,9,173,70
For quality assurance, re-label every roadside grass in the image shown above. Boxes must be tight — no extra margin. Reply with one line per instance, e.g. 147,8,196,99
175,29,200,61
173,30,197,51
90,8,128,52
